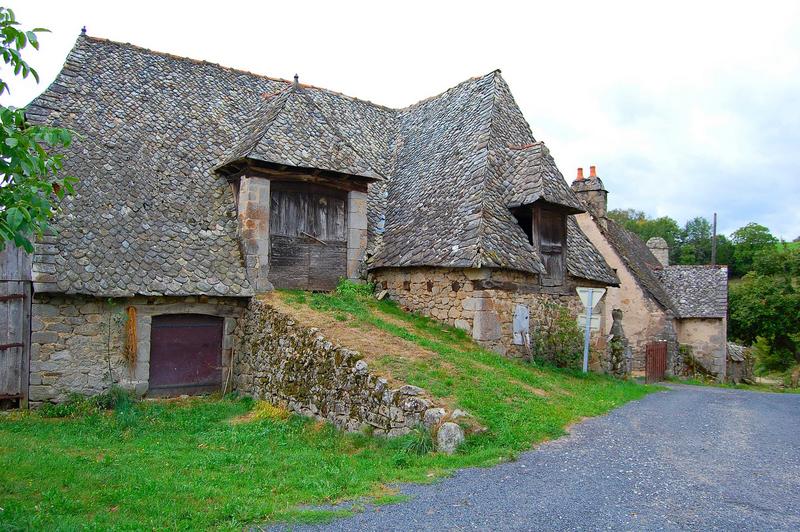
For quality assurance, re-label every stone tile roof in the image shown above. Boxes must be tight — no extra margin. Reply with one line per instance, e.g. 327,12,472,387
600,219,728,318
566,218,619,285
26,36,285,296
727,342,748,362
29,35,617,295
601,219,679,314
656,265,728,318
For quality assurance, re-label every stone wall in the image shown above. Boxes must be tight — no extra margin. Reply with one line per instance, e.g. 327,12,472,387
677,317,727,380
234,298,433,435
368,267,605,358
29,294,245,404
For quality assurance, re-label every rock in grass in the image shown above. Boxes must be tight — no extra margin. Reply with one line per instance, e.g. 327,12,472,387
423,407,446,428
437,422,464,454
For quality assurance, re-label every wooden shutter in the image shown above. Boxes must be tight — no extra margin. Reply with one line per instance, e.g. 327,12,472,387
535,207,566,286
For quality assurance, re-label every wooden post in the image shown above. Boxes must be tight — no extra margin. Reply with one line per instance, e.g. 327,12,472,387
711,212,718,266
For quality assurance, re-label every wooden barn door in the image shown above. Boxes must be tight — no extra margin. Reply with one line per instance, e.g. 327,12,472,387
269,182,347,291
0,245,31,409
646,341,668,384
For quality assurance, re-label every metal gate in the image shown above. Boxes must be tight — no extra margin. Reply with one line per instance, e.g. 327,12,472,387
1,245,31,408
646,341,667,384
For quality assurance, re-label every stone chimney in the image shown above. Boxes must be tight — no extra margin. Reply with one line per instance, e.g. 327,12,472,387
571,165,608,219
646,237,669,267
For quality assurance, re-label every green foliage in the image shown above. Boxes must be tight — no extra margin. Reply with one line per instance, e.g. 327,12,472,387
37,385,136,419
530,302,583,368
334,278,375,298
0,7,76,251
608,209,683,263
729,250,800,371
731,223,779,276
399,425,435,455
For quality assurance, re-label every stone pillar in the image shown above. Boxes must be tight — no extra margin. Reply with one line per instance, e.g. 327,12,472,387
646,237,669,267
347,191,368,280
663,310,680,376
237,176,272,292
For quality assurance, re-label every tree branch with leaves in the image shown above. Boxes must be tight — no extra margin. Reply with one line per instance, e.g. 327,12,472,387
0,6,76,252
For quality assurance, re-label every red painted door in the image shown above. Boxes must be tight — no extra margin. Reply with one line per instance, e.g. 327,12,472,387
148,314,223,396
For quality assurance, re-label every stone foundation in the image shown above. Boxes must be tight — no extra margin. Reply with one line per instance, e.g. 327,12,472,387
234,298,433,436
369,267,605,358
29,294,246,404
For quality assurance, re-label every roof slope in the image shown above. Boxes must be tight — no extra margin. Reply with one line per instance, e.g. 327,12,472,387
29,35,617,295
218,86,386,179
656,265,728,318
27,36,289,296
601,219,678,314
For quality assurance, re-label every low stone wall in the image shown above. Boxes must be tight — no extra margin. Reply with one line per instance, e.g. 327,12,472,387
234,298,433,436
29,294,245,404
368,266,604,357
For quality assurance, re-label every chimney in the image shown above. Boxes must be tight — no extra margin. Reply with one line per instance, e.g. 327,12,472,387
646,237,670,267
570,164,608,219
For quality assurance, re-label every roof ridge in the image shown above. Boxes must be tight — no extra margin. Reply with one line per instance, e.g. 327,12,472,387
299,89,384,178
473,71,502,268
398,69,501,112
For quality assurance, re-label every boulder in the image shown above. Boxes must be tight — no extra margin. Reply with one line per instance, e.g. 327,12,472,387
423,407,446,428
436,422,464,454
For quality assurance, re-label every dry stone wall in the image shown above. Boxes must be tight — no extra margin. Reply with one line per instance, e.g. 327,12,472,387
29,294,245,404
369,267,604,357
234,298,434,436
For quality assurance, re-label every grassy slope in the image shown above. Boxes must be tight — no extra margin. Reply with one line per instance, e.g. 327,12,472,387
0,289,655,530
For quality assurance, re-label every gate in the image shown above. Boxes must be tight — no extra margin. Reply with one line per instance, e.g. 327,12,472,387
646,341,667,384
0,245,31,408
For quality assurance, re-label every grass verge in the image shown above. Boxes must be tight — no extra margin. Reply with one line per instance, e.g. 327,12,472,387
0,285,656,530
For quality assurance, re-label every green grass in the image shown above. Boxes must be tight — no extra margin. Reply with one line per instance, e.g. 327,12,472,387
0,285,656,530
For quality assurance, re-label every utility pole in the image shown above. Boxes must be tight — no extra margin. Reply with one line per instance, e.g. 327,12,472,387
711,212,718,266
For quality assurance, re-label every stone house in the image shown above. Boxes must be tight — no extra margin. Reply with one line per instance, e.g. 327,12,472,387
571,166,729,379
10,34,620,405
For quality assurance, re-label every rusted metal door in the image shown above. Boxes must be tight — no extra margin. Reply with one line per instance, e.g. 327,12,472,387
1,245,31,409
269,181,347,291
148,314,223,396
646,341,668,384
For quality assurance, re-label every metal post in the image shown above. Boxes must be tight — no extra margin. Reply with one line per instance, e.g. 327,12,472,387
582,290,593,373
711,212,718,266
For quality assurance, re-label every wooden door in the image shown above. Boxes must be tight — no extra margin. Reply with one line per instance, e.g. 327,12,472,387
535,207,566,286
149,314,223,396
646,341,668,384
0,245,31,409
269,182,347,291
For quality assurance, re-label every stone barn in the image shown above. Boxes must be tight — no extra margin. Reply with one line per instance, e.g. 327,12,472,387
571,166,729,380
9,33,619,405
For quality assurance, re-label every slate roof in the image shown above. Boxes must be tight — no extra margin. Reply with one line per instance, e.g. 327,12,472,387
598,219,728,318
601,220,679,314
28,35,617,296
656,265,728,318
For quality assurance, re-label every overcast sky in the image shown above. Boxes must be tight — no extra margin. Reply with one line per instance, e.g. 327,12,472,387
5,0,799,239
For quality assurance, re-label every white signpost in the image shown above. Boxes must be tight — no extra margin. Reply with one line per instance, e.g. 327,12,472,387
576,287,606,373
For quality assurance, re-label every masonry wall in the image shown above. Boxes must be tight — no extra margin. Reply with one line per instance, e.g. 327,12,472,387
29,294,245,404
368,267,605,358
677,317,727,380
574,213,669,374
234,298,432,435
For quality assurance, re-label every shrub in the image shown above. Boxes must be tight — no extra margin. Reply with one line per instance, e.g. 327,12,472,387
38,385,136,419
335,279,374,298
530,302,583,369
399,425,435,455
250,400,291,421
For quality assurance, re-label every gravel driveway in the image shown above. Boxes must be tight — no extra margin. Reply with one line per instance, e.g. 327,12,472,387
273,385,800,531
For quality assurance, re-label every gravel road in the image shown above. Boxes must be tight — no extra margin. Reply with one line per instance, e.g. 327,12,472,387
271,384,800,531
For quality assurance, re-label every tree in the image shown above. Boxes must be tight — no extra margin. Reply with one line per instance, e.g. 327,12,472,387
730,223,778,276
608,209,683,263
728,246,800,372
0,7,75,252
677,216,713,265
